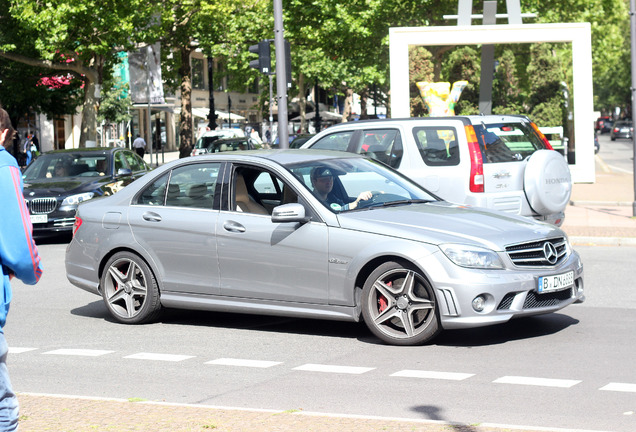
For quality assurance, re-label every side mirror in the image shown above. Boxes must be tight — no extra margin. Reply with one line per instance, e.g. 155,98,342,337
271,203,311,224
116,168,132,177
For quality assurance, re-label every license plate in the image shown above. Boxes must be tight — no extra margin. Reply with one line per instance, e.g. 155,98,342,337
538,271,574,293
30,214,48,224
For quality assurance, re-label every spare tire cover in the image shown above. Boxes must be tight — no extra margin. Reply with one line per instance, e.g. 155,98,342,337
524,150,572,215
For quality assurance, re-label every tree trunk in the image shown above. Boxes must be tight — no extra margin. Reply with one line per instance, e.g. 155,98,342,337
341,88,353,123
78,57,102,148
360,88,369,120
178,46,194,158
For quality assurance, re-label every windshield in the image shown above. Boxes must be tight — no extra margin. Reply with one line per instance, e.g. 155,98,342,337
473,121,548,163
23,153,110,180
286,157,438,213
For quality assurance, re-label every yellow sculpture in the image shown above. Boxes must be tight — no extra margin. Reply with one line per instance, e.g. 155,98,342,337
416,80,468,116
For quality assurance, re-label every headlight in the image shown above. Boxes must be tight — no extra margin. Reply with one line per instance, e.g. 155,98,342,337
60,192,95,209
440,244,504,269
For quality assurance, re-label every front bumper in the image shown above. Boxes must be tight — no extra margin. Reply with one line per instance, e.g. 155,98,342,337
419,249,584,330
30,210,76,237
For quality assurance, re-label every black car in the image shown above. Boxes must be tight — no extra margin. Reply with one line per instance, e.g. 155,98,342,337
22,147,151,238
289,134,316,148
610,120,633,141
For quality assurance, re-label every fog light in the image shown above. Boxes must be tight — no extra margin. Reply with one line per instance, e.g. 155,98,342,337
472,295,486,312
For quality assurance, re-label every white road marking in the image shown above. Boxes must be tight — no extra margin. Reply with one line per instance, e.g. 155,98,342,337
600,382,636,393
124,353,194,362
294,364,375,374
494,376,581,388
391,370,474,381
43,349,114,357
205,358,282,368
8,347,37,354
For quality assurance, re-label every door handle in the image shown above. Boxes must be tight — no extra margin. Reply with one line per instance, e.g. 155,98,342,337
223,221,246,233
142,212,162,222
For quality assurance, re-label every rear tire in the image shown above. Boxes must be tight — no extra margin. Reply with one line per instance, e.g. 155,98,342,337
361,261,440,345
101,252,162,324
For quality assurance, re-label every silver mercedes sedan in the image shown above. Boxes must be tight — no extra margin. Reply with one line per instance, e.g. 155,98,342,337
65,150,584,346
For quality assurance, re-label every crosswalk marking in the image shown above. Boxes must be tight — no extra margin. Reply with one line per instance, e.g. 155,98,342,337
391,370,474,381
493,376,581,388
124,353,194,362
43,349,114,357
9,346,631,396
294,364,375,374
206,358,282,368
599,382,636,393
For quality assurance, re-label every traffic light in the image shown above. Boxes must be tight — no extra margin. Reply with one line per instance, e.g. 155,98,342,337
249,40,271,74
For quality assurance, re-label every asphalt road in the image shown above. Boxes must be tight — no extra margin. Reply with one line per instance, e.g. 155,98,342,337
6,242,636,432
597,130,634,175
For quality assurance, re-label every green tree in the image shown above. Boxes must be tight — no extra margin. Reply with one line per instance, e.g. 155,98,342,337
0,0,155,147
0,58,83,129
492,48,523,115
443,46,480,115
526,43,566,126
157,0,269,157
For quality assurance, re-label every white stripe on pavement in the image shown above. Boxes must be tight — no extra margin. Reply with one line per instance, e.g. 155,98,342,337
599,382,636,393
205,358,282,368
494,376,581,388
9,347,37,354
124,353,194,362
391,370,474,381
294,364,375,374
43,349,114,357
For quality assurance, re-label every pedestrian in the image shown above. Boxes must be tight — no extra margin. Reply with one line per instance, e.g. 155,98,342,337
0,106,43,431
132,134,146,158
23,134,32,166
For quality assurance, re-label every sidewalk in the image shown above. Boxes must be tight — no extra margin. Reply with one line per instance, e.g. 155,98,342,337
562,157,636,245
16,392,560,432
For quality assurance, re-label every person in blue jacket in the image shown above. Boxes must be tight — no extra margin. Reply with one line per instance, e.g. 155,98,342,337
0,106,42,431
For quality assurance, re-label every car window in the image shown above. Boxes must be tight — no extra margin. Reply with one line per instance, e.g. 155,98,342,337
358,129,403,168
232,166,301,215
309,131,354,152
136,173,169,206
114,151,127,172
123,150,147,172
473,122,548,163
413,127,460,166
288,158,436,213
23,153,111,179
136,163,221,209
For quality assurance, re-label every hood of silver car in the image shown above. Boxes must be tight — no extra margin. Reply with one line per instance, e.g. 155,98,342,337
337,201,562,250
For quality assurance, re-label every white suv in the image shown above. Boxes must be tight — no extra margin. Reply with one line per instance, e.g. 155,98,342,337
301,115,571,226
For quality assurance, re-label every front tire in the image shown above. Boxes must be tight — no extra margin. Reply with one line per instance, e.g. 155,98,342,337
361,261,440,345
101,252,162,324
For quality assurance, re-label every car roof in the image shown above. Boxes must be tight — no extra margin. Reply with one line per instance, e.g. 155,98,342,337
313,115,532,129
188,149,363,165
39,147,120,156
214,137,250,143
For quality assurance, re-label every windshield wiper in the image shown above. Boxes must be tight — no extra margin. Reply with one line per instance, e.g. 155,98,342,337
380,199,433,207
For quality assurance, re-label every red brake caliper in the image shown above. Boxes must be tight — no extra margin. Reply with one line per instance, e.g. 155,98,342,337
378,281,391,313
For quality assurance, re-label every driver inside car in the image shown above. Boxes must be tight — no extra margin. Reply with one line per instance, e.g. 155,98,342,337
310,166,372,211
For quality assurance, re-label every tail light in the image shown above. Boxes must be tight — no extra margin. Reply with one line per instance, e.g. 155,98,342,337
530,122,554,150
465,125,484,193
72,216,83,237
